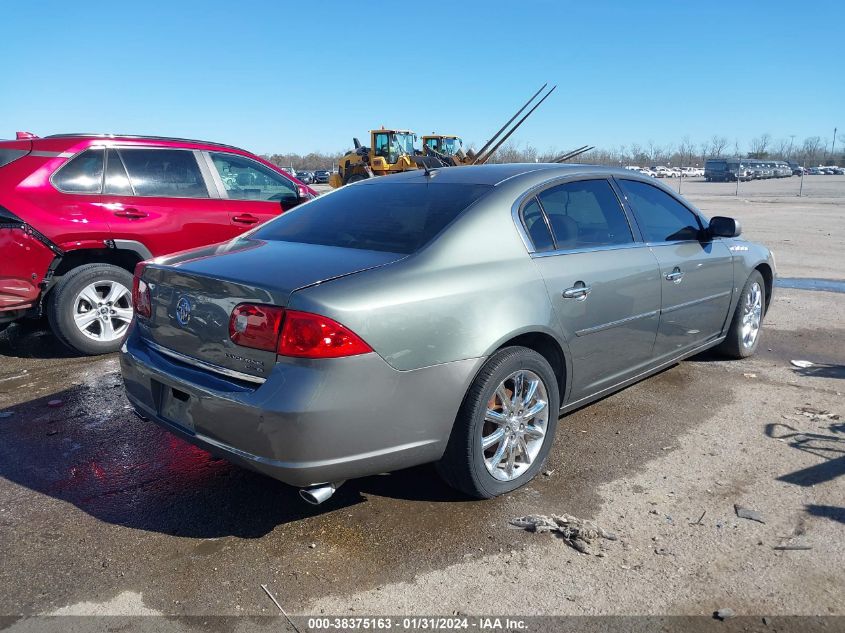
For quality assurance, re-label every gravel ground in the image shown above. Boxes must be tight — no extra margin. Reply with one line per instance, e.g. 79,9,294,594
0,176,842,623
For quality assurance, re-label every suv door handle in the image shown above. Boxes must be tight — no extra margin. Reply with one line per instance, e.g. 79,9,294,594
665,267,684,284
562,282,591,301
232,214,260,224
113,208,147,219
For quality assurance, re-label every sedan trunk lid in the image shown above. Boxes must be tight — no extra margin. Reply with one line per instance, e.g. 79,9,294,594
139,238,404,381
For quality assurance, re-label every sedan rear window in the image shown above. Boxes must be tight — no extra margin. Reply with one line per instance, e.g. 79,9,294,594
253,182,492,254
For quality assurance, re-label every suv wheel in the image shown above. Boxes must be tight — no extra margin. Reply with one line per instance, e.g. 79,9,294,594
436,346,560,498
47,263,135,355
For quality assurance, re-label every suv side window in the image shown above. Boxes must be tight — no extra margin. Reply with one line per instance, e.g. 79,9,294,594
104,149,133,195
119,149,209,198
52,149,104,193
537,179,633,250
618,179,702,242
210,152,297,202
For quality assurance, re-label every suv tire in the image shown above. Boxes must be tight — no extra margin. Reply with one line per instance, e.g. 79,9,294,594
47,263,135,355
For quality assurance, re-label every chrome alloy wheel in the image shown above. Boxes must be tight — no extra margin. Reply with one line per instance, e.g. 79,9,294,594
481,370,549,481
73,280,133,342
741,281,763,349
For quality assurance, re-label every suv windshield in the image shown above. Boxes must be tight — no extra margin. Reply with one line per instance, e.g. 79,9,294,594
252,182,491,254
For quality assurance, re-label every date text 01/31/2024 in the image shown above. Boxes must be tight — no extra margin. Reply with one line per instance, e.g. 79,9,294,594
306,617,528,630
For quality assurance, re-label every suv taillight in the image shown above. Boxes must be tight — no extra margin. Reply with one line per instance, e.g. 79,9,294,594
228,305,373,359
132,262,151,319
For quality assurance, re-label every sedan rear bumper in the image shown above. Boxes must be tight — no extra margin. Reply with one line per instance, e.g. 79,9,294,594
119,326,483,488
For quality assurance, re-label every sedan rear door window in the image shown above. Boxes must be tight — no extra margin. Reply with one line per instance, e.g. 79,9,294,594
253,182,492,254
521,197,554,252
120,149,209,198
617,179,702,243
537,179,633,250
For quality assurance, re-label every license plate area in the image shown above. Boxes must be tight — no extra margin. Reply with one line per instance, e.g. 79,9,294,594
153,379,195,432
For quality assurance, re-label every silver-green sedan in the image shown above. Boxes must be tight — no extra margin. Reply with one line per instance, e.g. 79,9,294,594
120,164,774,503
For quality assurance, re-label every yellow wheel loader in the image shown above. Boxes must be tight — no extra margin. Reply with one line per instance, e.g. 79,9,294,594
329,128,422,188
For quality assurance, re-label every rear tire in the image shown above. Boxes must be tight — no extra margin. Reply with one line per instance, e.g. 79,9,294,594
47,263,135,355
436,346,560,499
717,270,765,359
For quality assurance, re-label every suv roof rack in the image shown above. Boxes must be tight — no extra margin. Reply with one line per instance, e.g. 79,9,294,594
44,133,243,152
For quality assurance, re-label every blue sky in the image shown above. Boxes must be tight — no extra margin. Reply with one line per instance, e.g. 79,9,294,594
2,1,842,155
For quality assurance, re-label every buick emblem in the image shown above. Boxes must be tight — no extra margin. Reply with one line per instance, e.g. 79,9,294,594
175,296,192,326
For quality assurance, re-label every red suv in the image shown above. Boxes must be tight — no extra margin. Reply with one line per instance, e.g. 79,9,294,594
0,132,316,354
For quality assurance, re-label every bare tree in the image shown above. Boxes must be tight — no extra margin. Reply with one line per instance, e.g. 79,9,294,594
678,136,696,167
800,136,823,165
748,133,772,158
710,135,728,157
698,140,710,165
774,137,791,158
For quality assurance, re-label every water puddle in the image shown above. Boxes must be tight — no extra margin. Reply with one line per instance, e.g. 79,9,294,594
776,277,845,294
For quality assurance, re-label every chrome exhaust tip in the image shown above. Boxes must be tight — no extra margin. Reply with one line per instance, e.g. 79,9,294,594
299,481,344,505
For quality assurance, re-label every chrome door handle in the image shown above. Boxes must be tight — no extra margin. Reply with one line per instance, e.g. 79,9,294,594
562,283,591,301
665,268,684,284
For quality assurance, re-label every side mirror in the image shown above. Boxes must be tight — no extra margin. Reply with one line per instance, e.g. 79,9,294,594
708,216,741,238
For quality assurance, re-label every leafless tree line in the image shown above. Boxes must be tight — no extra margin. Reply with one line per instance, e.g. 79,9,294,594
263,133,841,171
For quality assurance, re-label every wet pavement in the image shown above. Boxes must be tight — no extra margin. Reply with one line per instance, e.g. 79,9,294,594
776,277,845,294
2,300,841,618
0,317,740,616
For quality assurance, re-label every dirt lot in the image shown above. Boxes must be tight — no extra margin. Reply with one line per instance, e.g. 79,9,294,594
0,176,842,623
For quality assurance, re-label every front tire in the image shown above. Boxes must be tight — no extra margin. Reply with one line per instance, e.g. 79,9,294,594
717,270,765,359
47,263,135,355
436,346,560,499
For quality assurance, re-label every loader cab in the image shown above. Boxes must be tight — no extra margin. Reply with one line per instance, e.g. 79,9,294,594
371,129,416,165
423,135,464,156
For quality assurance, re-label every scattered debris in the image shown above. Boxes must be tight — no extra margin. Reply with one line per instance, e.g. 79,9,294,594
773,544,812,551
735,504,766,524
308,543,316,549
543,469,555,477
47,399,63,408
654,548,674,556
261,584,302,633
714,608,736,620
743,372,757,378
790,360,814,368
510,514,617,555
690,511,706,526
798,406,840,421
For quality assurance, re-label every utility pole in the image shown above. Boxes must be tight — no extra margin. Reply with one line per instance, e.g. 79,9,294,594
832,128,838,163
788,135,795,159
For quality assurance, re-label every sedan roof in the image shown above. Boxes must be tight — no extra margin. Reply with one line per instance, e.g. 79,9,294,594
355,163,625,187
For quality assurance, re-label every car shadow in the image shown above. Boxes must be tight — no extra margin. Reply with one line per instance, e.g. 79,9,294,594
0,384,467,540
791,363,845,380
804,504,845,525
764,418,845,487
0,319,78,360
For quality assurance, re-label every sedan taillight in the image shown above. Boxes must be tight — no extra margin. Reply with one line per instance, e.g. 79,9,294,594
277,310,373,359
228,304,373,359
229,304,285,352
132,262,151,319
